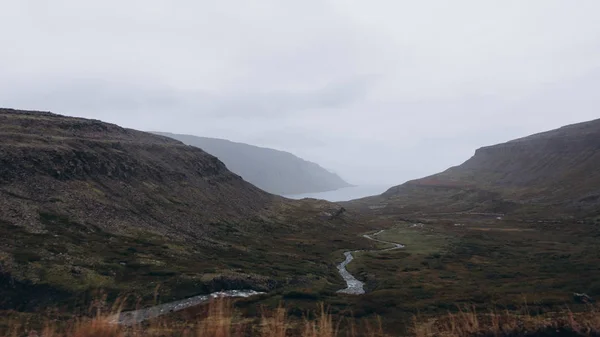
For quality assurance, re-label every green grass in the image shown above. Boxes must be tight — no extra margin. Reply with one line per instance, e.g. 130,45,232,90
377,225,452,254
241,218,600,334
284,217,600,334
3,208,600,335
0,208,375,311
346,224,453,289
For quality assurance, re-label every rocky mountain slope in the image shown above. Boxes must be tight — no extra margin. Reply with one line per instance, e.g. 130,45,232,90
353,118,600,219
0,110,274,239
0,109,366,311
153,132,351,195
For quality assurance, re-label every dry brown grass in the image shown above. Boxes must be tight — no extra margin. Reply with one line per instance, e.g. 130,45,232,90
260,306,288,337
301,304,338,337
412,305,600,337
6,301,600,337
1,299,386,337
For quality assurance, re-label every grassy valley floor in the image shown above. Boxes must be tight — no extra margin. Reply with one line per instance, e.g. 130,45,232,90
2,213,600,336
236,214,600,334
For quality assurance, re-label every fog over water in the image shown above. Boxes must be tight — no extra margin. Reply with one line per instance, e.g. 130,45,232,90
285,185,390,202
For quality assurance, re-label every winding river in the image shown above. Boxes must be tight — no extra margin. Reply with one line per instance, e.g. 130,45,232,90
336,230,404,295
110,229,401,324
109,290,264,325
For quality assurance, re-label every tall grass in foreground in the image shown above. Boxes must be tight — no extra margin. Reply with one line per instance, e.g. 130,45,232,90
1,299,385,337
412,305,600,337
5,301,600,337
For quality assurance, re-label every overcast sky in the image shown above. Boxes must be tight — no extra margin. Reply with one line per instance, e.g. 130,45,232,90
1,1,599,185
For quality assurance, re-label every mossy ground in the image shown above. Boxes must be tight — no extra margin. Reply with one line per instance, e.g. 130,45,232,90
0,207,372,312
212,215,599,334
2,210,599,335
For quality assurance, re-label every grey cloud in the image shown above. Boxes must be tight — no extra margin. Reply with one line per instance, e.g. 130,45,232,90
1,1,600,186
1,76,371,120
207,76,374,118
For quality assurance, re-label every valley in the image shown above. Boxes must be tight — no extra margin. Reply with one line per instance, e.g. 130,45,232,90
232,213,600,334
1,109,599,336
4,1,600,335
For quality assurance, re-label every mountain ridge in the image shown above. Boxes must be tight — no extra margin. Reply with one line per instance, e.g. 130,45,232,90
0,108,273,239
152,132,352,195
352,118,600,219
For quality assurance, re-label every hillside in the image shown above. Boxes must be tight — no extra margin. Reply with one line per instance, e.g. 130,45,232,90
152,132,352,195
352,118,600,219
3,109,600,335
334,119,600,333
0,108,369,311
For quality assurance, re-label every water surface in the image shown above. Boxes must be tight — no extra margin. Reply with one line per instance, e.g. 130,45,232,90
285,185,390,202
110,290,264,325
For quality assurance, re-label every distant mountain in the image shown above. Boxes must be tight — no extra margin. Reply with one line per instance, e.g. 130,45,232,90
352,118,600,219
152,132,352,195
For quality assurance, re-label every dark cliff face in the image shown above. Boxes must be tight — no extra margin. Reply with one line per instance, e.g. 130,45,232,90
0,108,274,238
374,118,600,218
152,132,352,195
